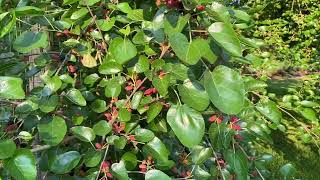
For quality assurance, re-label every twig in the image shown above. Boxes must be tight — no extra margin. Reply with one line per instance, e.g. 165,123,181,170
31,145,51,153
206,137,225,180
96,144,110,180
86,3,108,48
124,77,148,106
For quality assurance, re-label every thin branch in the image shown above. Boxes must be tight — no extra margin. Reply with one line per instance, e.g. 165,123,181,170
124,77,148,106
96,144,110,180
31,145,51,153
86,3,108,48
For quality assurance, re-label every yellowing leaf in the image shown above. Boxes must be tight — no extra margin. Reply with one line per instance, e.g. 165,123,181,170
81,53,97,68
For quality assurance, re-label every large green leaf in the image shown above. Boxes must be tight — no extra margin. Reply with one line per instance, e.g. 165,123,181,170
147,102,163,123
109,37,137,64
99,61,123,75
0,12,16,38
256,99,282,124
15,6,44,17
0,76,25,99
191,146,212,165
13,31,48,53
38,116,67,146
168,32,203,65
93,120,112,136
70,8,88,20
204,65,245,115
39,95,59,113
208,22,242,57
223,149,248,180
84,150,102,167
178,79,210,111
4,149,36,180
65,88,87,106
166,104,205,147
71,126,96,142
0,139,16,159
145,169,171,180
142,137,169,161
49,151,81,174
111,161,129,180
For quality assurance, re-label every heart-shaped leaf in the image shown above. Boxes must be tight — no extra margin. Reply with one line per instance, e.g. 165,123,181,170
71,126,96,142
178,79,210,111
65,88,87,106
93,120,112,136
167,104,205,147
134,128,155,142
208,22,242,57
49,151,81,174
38,116,67,146
111,160,129,180
109,37,137,65
13,31,48,53
4,149,36,180
143,137,169,161
204,65,245,115
0,76,25,99
145,169,171,180
0,139,16,159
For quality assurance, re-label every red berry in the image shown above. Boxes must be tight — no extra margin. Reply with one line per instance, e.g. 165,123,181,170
139,86,145,90
104,112,112,121
230,124,242,131
158,71,166,79
144,88,154,96
234,134,244,141
95,143,102,149
209,115,223,124
196,5,205,11
129,135,136,142
230,116,239,123
67,65,76,73
136,79,142,86
139,164,147,172
51,53,60,60
125,85,133,91
63,29,70,36
106,172,113,178
101,161,109,169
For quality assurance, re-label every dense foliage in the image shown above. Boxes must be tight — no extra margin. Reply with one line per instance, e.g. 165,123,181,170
0,0,318,179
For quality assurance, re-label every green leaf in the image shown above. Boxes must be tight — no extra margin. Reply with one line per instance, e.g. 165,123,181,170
207,2,230,22
39,95,59,113
97,17,115,31
193,165,211,179
90,99,108,113
167,104,205,147
164,13,190,34
191,146,212,165
152,75,170,97
0,139,16,159
15,6,44,17
0,76,25,99
145,169,171,180
70,8,88,20
80,0,100,6
204,65,245,115
208,22,242,57
119,108,132,122
65,88,87,106
63,0,80,5
223,149,248,180
147,102,163,123
298,107,318,122
13,31,48,53
143,137,169,161
49,151,81,174
131,91,143,110
168,32,203,65
134,128,155,142
71,126,96,142
4,149,36,180
93,120,112,136
127,9,144,21
121,152,137,170
132,55,150,73
256,99,282,124
111,161,129,180
84,150,102,167
104,78,121,98
178,79,210,111
84,73,99,86
38,116,67,146
109,37,137,65
42,76,62,96
280,163,296,179
0,12,16,38
99,61,123,75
